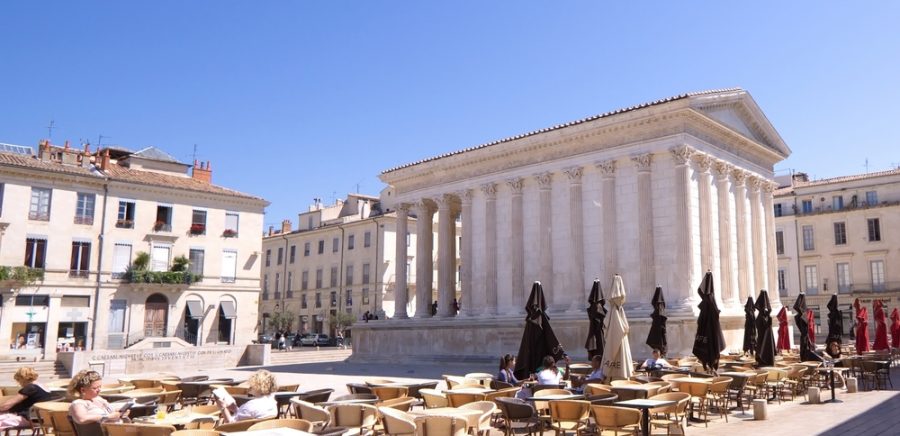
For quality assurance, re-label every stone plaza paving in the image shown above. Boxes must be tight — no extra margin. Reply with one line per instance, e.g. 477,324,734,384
134,348,900,435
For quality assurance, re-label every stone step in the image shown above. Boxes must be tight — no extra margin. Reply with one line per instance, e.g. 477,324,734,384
0,360,69,384
268,348,353,366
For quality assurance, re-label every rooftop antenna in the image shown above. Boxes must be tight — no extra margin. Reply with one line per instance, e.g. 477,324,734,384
863,158,869,174
191,144,198,163
47,120,55,139
98,135,110,148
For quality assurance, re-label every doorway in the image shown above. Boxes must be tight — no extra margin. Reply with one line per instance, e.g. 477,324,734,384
144,293,169,337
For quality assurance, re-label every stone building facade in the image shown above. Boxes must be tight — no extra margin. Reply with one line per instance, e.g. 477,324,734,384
0,141,267,359
354,88,791,362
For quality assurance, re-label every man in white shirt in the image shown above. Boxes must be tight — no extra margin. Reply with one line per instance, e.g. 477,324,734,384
640,348,671,370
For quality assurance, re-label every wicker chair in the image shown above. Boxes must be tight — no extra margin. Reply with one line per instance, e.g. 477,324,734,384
548,399,590,436
648,392,691,436
102,422,177,436
372,386,409,401
327,403,378,435
458,401,497,436
445,391,486,408
419,389,449,409
591,405,641,436
412,415,467,436
291,399,331,430
379,407,416,436
214,418,271,433
495,397,540,436
247,418,312,431
376,396,417,412
171,431,221,436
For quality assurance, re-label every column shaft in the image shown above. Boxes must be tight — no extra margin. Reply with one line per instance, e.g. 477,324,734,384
763,182,781,306
670,145,696,311
508,179,525,313
393,205,409,319
597,160,617,282
482,183,498,315
437,195,456,317
715,163,739,309
414,201,434,318
459,190,474,316
749,179,765,296
733,171,752,301
633,155,654,305
535,172,554,305
566,167,585,310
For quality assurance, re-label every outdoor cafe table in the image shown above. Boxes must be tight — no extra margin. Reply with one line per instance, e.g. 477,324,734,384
133,410,216,428
448,387,494,394
817,367,849,403
222,428,314,436
719,372,753,410
233,392,308,418
407,406,482,431
610,384,659,400
320,397,379,407
615,399,676,436
524,393,584,401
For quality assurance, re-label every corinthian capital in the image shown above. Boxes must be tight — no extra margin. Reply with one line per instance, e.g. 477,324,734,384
763,181,778,193
731,169,748,185
631,153,652,172
595,159,617,177
457,189,474,204
669,144,695,165
480,182,498,198
534,171,553,189
507,177,524,194
693,153,712,172
713,161,732,178
564,166,584,183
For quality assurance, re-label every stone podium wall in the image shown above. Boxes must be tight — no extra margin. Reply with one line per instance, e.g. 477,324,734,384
59,344,269,378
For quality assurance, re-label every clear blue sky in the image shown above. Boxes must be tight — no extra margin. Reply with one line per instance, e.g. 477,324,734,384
2,2,898,229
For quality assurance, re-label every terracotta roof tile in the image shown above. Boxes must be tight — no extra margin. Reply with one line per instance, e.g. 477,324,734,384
778,168,900,195
0,151,102,178
104,165,265,201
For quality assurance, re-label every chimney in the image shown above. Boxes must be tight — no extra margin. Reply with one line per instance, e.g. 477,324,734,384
61,140,79,166
38,140,51,162
192,159,212,183
281,219,292,234
268,225,275,236
100,149,110,171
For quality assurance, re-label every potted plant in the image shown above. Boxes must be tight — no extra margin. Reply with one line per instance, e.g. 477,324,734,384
222,229,238,238
153,220,168,231
189,223,206,235
116,219,134,228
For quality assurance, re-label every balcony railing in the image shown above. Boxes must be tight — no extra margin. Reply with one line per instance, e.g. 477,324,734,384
153,221,172,232
73,215,94,225
189,224,206,235
116,219,134,229
791,200,900,217
69,270,90,279
123,270,202,285
28,211,50,221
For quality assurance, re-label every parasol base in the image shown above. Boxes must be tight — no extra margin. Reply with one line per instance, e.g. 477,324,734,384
822,399,843,404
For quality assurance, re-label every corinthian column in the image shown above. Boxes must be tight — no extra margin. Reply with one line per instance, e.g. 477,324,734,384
393,203,410,319
596,160,617,282
565,166,585,311
670,145,696,312
733,170,752,302
748,177,765,298
481,183,498,315
763,181,782,307
507,178,525,314
632,154,654,307
714,162,739,309
458,190,474,317
436,194,457,318
414,200,435,318
694,153,719,307
535,172,555,305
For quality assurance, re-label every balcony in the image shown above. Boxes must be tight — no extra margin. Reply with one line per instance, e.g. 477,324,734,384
222,229,238,238
123,270,202,285
28,211,50,221
153,221,172,232
69,270,90,279
73,215,94,225
116,219,134,229
189,223,206,235
793,200,900,217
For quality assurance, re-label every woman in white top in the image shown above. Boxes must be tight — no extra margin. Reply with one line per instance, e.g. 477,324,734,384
535,355,570,385
68,370,130,425
217,369,278,422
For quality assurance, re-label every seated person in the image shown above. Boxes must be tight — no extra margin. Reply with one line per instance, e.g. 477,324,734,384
69,370,130,425
0,367,52,430
824,340,842,360
217,369,278,422
497,354,521,385
535,355,570,385
639,349,671,370
572,355,605,392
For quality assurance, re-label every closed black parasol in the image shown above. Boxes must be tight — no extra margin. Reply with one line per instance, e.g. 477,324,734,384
585,279,607,360
755,290,776,367
742,296,757,355
826,294,842,345
646,286,668,356
515,281,564,379
793,293,822,362
692,271,726,372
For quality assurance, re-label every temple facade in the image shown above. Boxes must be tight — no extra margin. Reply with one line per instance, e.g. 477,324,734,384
354,88,791,362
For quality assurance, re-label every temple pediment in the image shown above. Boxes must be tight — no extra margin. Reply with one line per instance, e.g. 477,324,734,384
689,90,791,160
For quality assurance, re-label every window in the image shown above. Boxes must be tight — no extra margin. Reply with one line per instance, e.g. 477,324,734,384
109,300,127,333
24,237,47,268
777,269,787,296
150,245,170,272
289,245,296,263
871,260,885,291
330,266,338,287
29,187,52,221
364,231,371,248
315,293,321,308
154,205,173,232
265,249,271,267
302,271,309,290
263,274,269,293
362,288,370,305
304,242,310,256
868,218,881,242
802,225,815,251
277,247,283,265
75,193,95,225
801,199,813,214
804,265,818,294
318,240,324,254
832,196,843,211
330,291,337,307
362,263,370,284
776,231,785,255
315,268,323,288
221,250,237,283
345,264,354,286
15,295,49,306
836,262,851,294
191,210,207,235
111,243,132,279
332,237,339,253
61,296,90,307
274,273,281,299
407,232,411,247
224,212,239,236
866,190,878,205
189,249,204,276
117,200,135,228
833,222,847,245
346,290,353,306
70,241,91,278
406,262,411,282
0,183,4,216
348,235,355,250
773,203,783,217
301,293,308,309
286,272,293,298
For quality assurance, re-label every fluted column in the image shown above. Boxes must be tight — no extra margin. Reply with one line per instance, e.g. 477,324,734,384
393,203,410,319
632,154,654,307
670,145,696,312
481,183,498,315
763,181,781,307
414,200,435,318
458,190,474,317
507,178,525,314
749,177,765,298
596,160,617,282
436,194,457,318
694,153,720,307
714,162,739,309
535,172,555,305
565,166,585,311
733,170,751,302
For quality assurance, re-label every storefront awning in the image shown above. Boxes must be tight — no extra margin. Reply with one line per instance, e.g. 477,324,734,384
186,301,203,319
219,301,237,319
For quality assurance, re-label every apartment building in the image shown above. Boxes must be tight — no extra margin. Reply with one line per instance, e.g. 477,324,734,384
0,140,267,358
774,169,900,340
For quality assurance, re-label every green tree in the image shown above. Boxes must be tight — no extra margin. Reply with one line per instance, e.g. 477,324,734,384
329,312,355,335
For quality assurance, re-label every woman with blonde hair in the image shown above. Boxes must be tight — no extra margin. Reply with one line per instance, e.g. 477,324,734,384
68,370,130,425
216,369,278,422
0,367,51,429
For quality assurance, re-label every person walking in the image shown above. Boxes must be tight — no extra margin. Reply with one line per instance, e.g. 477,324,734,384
336,331,345,350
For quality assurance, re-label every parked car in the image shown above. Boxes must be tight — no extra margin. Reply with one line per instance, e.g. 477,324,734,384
299,333,331,346
255,334,274,345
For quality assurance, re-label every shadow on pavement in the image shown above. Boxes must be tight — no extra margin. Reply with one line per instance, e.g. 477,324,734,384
818,366,900,435
234,359,495,381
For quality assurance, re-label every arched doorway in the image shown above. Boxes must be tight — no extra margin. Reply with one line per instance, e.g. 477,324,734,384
144,293,169,337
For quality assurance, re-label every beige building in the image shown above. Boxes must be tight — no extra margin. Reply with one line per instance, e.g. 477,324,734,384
0,140,267,359
355,88,791,363
774,168,900,340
